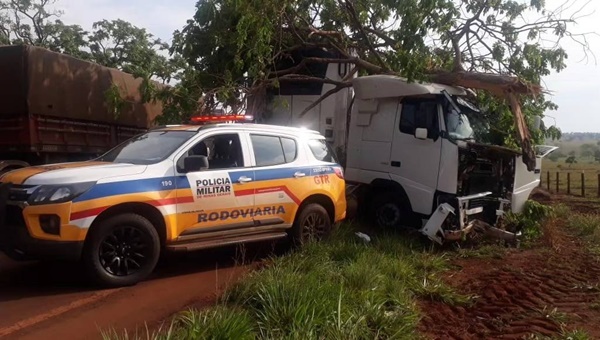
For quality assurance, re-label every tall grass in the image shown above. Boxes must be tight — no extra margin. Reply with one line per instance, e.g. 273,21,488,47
566,212,600,255
105,223,469,340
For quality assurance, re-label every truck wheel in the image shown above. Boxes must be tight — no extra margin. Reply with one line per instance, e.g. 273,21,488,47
83,213,160,288
370,192,411,229
290,203,332,246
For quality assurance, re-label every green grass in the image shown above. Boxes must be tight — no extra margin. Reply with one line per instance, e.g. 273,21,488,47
565,212,600,256
454,244,508,259
103,223,472,340
503,200,555,248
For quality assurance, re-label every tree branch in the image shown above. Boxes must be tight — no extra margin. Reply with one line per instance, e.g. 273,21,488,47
339,0,390,71
297,82,352,117
270,57,355,77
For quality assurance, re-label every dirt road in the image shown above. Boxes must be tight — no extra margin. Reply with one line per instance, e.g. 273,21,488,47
419,194,600,339
0,243,272,340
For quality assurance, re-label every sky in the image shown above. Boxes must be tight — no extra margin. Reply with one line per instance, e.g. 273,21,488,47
54,0,600,133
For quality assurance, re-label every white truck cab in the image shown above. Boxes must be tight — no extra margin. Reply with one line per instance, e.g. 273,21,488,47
262,56,556,244
344,75,555,243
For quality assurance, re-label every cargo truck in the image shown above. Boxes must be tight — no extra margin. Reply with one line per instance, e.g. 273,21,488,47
0,45,163,175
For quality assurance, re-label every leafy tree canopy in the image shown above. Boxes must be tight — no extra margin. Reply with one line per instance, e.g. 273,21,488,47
1,0,595,169
0,0,171,81
166,0,593,168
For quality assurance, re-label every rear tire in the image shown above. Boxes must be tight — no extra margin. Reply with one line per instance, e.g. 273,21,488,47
83,213,160,288
290,203,332,246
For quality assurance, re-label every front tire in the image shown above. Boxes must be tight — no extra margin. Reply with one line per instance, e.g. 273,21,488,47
83,213,160,288
290,203,332,246
370,192,412,229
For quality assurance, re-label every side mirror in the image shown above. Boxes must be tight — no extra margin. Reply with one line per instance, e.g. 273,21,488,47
415,128,428,140
183,155,209,172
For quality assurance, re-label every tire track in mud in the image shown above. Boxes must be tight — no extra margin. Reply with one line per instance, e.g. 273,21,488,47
420,245,600,339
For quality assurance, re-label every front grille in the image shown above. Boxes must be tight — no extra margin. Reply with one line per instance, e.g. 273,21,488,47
6,205,25,227
468,198,488,209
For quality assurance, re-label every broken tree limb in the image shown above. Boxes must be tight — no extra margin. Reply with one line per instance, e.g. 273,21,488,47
430,70,541,171
296,67,358,117
429,70,543,97
296,82,353,117
506,91,537,171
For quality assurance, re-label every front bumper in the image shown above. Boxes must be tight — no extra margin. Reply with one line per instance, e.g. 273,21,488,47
420,191,513,244
0,183,84,261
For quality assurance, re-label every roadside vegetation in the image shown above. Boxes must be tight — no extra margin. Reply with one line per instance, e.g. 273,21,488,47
102,223,474,340
103,198,589,340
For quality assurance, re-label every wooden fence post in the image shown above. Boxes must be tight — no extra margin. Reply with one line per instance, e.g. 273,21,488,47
556,172,559,193
567,172,571,195
581,171,586,197
547,171,550,191
597,173,600,198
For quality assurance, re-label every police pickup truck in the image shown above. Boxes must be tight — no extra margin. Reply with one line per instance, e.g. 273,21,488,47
0,115,346,287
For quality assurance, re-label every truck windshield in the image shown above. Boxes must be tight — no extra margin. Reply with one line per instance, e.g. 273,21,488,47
445,110,474,140
97,130,197,165
442,93,479,141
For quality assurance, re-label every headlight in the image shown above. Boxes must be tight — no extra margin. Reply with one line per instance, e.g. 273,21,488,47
28,182,96,205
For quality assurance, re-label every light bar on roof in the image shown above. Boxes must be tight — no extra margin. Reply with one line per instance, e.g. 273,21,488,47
190,114,254,124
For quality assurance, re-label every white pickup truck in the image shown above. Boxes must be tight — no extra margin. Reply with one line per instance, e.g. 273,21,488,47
261,56,557,244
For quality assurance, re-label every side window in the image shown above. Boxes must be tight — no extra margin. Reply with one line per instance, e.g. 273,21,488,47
250,134,297,166
177,133,244,172
307,139,337,163
281,137,297,163
399,99,439,139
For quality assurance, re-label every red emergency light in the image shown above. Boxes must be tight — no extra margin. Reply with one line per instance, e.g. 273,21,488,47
190,114,255,124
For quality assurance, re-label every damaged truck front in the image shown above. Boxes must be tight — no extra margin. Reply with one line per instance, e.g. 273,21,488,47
342,75,557,244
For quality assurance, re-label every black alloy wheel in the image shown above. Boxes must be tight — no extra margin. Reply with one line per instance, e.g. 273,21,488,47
83,213,160,287
291,203,332,246
99,225,152,277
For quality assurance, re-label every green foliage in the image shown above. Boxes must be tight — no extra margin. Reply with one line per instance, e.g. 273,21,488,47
171,307,256,340
567,213,600,256
0,1,173,83
566,156,577,166
504,200,554,246
166,0,588,144
104,83,129,119
2,0,592,134
88,19,171,81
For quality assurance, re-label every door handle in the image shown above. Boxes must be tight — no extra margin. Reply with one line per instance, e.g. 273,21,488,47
238,176,252,183
391,161,401,168
294,172,306,178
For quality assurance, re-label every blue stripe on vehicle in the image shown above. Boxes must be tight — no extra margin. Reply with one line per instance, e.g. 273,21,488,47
73,164,338,202
73,177,180,202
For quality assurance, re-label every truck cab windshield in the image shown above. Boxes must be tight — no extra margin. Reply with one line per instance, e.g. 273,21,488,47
445,109,474,140
97,130,197,165
441,92,479,141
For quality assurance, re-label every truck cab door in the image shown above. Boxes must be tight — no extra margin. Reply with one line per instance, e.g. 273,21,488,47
174,132,255,238
390,98,443,215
